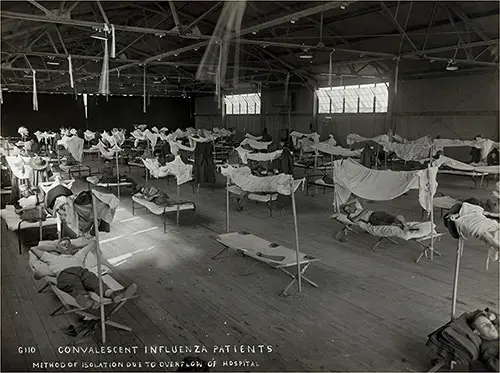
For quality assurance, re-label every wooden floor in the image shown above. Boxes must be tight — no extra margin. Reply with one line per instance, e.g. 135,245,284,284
1,162,499,372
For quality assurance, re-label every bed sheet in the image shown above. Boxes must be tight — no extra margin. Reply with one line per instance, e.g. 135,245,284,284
1,205,58,231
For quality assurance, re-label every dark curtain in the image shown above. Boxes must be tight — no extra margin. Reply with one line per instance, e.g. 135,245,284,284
194,142,216,184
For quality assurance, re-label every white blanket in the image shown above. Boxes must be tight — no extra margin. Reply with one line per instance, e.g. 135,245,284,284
312,142,362,157
220,165,304,195
244,133,262,141
5,155,32,180
380,142,435,162
235,146,283,164
290,132,320,147
347,133,390,146
84,130,95,141
435,156,500,174
434,138,500,160
240,138,272,150
57,135,84,163
169,140,196,156
333,159,438,212
142,156,193,185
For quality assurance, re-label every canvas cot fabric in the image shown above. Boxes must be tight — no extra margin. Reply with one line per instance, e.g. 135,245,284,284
194,142,216,185
333,158,438,212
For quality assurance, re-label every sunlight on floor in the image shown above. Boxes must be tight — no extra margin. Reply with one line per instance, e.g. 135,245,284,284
107,245,155,267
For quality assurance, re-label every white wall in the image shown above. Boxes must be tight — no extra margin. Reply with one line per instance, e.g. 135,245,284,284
194,71,499,151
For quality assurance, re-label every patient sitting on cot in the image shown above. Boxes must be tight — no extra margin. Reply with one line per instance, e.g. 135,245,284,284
337,199,410,240
100,159,137,190
30,238,137,309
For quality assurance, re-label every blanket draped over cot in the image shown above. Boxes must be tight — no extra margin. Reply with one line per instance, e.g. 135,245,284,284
244,133,262,141
142,156,193,185
220,165,304,195
84,130,95,141
379,142,437,161
434,138,499,160
333,159,438,212
289,132,321,147
235,146,283,164
451,203,500,251
311,141,362,157
34,131,56,144
5,155,33,180
435,156,500,174
169,141,196,155
89,141,121,160
240,138,272,150
57,135,84,163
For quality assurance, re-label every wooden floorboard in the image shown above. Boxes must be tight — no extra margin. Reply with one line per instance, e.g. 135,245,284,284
1,164,499,372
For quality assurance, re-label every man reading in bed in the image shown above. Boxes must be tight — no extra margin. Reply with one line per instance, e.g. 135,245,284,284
30,238,137,309
337,199,410,241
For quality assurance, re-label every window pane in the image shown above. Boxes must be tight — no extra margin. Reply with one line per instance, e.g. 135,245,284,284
224,93,261,115
344,86,358,113
374,84,388,113
317,88,331,113
358,84,375,113
329,87,344,113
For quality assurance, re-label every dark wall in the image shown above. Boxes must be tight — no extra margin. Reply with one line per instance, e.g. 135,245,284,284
1,93,194,136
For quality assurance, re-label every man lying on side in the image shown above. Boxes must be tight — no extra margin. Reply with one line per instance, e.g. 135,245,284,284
337,199,410,241
30,238,137,309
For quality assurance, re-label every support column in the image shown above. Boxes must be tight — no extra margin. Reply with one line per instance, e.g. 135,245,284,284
387,58,400,133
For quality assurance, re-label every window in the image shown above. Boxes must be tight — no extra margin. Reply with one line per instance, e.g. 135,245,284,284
316,82,389,114
224,93,261,115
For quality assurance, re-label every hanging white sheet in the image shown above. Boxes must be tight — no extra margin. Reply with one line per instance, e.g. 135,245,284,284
346,133,390,146
5,156,32,180
142,156,193,185
434,156,500,174
220,165,304,195
333,158,438,212
169,141,196,156
245,133,262,141
290,132,320,147
240,138,272,150
312,142,362,157
379,142,436,162
84,130,96,141
235,146,283,164
57,136,84,163
434,138,500,160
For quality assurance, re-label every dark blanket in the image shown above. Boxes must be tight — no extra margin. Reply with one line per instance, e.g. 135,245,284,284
193,142,216,184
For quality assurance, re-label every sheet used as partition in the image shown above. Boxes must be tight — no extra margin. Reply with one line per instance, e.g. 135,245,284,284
435,156,500,174
379,142,436,162
235,146,283,164
312,142,362,158
333,158,438,212
244,133,262,141
57,135,84,163
5,155,33,180
434,138,499,160
290,132,320,147
169,140,196,156
451,203,500,251
220,165,304,195
141,156,193,185
240,138,272,150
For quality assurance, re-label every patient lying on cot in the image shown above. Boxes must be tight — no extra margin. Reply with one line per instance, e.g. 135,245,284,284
100,160,137,190
136,186,171,206
337,199,410,241
30,238,137,309
236,161,279,211
470,310,499,371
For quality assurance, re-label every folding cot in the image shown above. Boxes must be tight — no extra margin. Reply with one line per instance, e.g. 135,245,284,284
59,163,92,178
29,240,136,341
331,212,444,262
137,156,197,230
226,184,278,216
217,165,312,296
438,169,489,188
131,196,196,232
214,232,319,296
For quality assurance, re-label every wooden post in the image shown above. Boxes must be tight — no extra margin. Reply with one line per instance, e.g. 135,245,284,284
115,150,120,199
428,144,434,260
451,238,463,321
97,151,101,173
176,183,180,226
91,191,106,343
38,204,43,241
226,175,230,233
290,181,302,292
